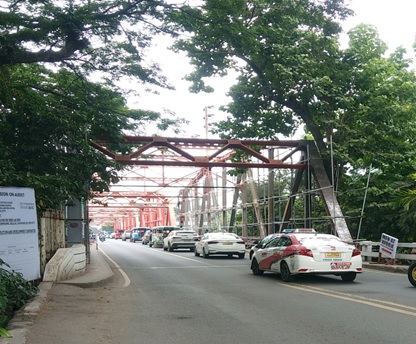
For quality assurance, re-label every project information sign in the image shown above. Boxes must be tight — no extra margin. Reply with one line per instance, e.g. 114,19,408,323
0,187,40,281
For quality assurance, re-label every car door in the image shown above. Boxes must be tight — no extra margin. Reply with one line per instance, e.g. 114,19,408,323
258,236,293,271
270,236,293,271
257,237,282,271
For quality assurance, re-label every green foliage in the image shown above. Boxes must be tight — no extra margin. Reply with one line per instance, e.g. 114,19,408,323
173,1,416,241
0,64,156,208
174,0,353,155
0,1,189,209
0,259,38,329
0,0,180,87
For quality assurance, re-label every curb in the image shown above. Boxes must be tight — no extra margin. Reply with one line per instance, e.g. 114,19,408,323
363,263,408,274
0,282,53,344
0,249,114,344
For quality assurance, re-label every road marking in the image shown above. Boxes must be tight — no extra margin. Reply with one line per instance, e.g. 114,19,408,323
163,252,209,264
99,248,131,288
279,283,416,316
161,250,248,266
145,265,247,269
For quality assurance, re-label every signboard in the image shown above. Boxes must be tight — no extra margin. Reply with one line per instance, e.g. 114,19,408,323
379,233,398,259
0,187,40,281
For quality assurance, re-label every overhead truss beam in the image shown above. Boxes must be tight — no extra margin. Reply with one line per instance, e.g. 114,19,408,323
89,136,306,169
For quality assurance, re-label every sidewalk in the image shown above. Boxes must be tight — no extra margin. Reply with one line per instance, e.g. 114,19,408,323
0,251,410,344
0,248,114,344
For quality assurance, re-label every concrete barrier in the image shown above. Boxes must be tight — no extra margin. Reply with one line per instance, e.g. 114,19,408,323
43,244,86,282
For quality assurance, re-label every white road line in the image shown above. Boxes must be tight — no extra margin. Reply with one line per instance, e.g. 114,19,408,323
279,283,416,316
99,248,131,288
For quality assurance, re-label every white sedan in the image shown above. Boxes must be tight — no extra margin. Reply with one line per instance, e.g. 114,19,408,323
163,230,198,252
195,232,246,259
250,228,363,282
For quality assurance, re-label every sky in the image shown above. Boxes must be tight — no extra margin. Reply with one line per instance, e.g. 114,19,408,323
126,0,416,139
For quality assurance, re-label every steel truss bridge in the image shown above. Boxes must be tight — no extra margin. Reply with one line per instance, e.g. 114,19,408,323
88,136,353,242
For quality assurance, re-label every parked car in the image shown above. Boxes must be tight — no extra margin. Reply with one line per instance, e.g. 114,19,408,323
114,230,124,240
130,227,149,242
154,226,181,238
142,230,152,245
249,233,281,260
194,232,246,259
250,228,363,282
146,226,180,248
121,230,132,241
163,230,198,252
149,227,164,247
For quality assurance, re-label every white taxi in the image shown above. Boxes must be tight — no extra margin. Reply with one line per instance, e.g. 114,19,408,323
163,230,198,252
250,228,362,282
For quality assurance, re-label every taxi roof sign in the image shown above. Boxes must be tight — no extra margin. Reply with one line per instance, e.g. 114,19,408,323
283,228,316,233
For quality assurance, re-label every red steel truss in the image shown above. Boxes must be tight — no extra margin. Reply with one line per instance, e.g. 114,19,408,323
89,136,306,169
88,136,306,230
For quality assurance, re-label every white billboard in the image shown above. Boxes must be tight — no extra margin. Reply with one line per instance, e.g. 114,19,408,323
379,233,399,259
0,187,40,281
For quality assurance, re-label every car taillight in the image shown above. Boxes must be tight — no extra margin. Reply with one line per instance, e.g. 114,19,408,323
237,241,245,245
352,248,361,257
296,248,313,257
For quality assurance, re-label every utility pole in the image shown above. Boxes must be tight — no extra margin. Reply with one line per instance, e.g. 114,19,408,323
203,106,214,140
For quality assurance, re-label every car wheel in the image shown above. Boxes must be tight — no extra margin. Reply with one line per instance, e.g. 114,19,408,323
203,248,209,258
341,272,357,282
194,248,200,257
251,259,264,276
280,261,295,282
408,261,416,287
168,244,173,252
238,253,245,259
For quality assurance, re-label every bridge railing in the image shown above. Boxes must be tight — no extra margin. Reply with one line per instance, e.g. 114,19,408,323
356,241,416,263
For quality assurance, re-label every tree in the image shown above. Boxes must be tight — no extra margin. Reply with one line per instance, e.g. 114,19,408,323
0,1,188,208
335,25,416,240
173,0,352,158
0,0,181,88
172,1,416,240
0,63,187,208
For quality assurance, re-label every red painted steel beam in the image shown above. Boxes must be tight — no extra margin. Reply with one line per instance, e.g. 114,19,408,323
90,136,307,169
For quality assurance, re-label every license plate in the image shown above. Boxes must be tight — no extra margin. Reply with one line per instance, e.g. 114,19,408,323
222,242,233,245
325,252,341,258
330,262,352,270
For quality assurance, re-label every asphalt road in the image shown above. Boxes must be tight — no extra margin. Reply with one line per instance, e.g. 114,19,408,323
27,239,416,344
